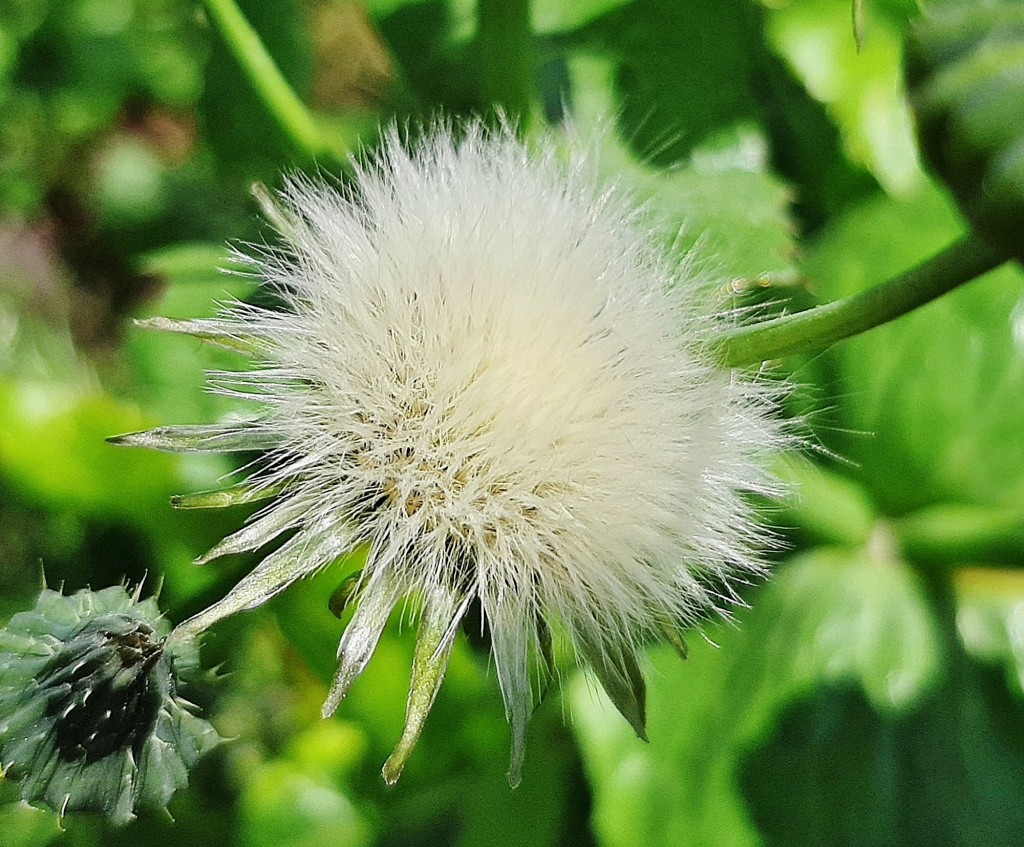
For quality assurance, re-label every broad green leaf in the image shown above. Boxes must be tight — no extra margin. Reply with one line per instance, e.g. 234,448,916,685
567,56,798,283
0,381,175,518
894,502,1024,566
651,133,798,283
208,621,373,847
532,0,630,34
240,758,371,847
956,567,1024,698
764,0,923,195
803,182,1024,512
363,0,436,19
774,454,878,548
746,44,879,229
739,669,1024,846
372,1,479,115
756,548,943,714
453,705,579,847
589,0,763,164
572,547,942,847
0,783,62,847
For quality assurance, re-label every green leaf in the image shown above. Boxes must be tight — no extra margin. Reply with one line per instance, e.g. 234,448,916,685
532,0,629,34
240,757,372,847
956,568,1024,698
739,670,1024,847
765,0,923,194
592,0,763,164
758,547,944,714
571,546,942,847
0,381,177,520
774,454,878,548
222,625,373,847
566,56,798,283
0,783,61,847
572,636,761,847
802,182,1024,512
136,242,249,286
651,136,798,284
894,503,1024,566
750,46,879,229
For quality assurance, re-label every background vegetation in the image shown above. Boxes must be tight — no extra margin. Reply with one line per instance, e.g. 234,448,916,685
2,0,1024,844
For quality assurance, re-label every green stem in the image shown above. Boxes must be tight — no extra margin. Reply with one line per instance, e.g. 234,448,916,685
201,0,339,163
477,0,535,126
714,233,1010,367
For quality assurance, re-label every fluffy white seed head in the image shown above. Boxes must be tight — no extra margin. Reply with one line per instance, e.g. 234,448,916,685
147,122,783,783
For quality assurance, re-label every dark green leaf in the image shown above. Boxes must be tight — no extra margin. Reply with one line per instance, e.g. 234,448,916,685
740,670,1024,847
592,0,763,164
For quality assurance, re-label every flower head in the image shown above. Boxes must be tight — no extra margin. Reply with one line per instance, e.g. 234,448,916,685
0,586,220,824
113,122,781,785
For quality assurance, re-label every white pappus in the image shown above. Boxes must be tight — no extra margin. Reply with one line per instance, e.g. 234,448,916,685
113,121,785,786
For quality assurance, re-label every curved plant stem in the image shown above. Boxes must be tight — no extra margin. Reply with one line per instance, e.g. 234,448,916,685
201,0,341,163
714,233,1011,368
477,0,535,127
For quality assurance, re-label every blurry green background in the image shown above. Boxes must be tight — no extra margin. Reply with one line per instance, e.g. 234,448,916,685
3,0,1024,844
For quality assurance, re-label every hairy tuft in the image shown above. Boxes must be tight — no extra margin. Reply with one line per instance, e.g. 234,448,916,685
124,122,785,784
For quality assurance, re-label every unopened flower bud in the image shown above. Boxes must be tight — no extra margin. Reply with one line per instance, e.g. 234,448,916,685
0,587,220,824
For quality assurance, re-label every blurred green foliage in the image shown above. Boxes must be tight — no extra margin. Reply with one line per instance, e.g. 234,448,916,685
2,0,1024,845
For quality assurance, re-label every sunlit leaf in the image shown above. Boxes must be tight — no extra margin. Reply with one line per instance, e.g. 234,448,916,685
572,545,943,847
803,182,1024,512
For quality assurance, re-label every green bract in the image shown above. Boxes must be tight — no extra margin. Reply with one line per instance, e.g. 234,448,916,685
0,587,220,825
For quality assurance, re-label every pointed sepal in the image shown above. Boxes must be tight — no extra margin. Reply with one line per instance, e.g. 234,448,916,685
107,423,280,453
534,614,556,710
172,515,353,642
328,570,364,619
322,573,404,717
193,496,315,565
133,316,265,356
171,479,286,510
659,618,689,661
577,634,648,742
488,600,534,787
381,591,468,785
